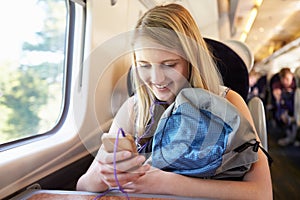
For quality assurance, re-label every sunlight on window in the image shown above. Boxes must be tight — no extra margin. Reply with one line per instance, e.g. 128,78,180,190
0,0,67,144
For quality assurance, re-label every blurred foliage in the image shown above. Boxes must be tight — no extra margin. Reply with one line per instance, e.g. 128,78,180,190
0,0,66,144
0,68,48,140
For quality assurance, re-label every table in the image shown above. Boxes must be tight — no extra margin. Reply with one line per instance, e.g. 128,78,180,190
10,189,205,200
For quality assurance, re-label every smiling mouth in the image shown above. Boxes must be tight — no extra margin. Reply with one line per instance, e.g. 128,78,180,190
153,83,170,89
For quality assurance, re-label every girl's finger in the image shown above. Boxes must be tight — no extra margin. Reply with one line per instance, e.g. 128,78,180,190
113,155,146,172
96,145,133,164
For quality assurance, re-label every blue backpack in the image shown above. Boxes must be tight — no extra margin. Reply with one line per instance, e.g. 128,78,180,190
151,88,263,179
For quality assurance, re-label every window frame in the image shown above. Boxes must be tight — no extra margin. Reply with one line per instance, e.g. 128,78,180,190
0,0,83,152
0,0,87,199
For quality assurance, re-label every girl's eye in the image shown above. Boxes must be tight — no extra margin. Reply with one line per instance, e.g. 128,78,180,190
137,63,151,68
162,63,176,67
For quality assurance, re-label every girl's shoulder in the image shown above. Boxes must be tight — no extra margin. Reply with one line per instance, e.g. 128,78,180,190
109,96,136,135
118,96,135,111
218,85,230,98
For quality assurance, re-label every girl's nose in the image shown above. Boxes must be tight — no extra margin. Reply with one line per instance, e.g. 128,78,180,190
151,65,165,84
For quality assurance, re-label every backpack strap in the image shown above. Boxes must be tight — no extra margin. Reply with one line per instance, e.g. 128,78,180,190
234,141,273,166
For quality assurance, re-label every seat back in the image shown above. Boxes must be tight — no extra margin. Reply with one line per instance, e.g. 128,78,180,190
204,38,249,102
294,67,300,128
248,97,268,151
207,39,268,150
294,88,300,127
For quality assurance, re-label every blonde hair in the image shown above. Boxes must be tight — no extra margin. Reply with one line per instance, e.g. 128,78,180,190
131,3,223,136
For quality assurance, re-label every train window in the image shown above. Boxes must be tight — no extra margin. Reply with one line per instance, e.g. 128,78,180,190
0,0,67,145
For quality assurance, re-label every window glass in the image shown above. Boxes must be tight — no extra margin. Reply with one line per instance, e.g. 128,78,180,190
0,0,67,144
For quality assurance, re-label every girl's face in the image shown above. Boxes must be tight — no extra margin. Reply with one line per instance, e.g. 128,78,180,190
135,48,189,103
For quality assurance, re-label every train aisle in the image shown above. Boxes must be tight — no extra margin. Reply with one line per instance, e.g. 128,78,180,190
267,122,300,200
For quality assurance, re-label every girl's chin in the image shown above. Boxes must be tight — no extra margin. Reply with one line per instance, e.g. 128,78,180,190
154,92,176,103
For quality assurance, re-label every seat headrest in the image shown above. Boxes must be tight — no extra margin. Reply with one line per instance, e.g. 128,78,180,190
223,40,254,72
204,38,250,101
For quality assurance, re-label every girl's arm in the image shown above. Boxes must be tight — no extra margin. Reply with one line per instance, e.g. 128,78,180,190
124,150,271,200
77,97,150,192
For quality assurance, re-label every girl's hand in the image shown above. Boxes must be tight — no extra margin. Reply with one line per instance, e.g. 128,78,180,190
122,166,172,194
95,145,151,188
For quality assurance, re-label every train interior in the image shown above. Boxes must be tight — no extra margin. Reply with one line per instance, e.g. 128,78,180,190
0,0,300,199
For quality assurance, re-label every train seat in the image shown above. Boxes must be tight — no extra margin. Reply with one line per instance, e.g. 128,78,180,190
294,67,300,129
204,38,249,102
248,96,268,150
204,38,268,151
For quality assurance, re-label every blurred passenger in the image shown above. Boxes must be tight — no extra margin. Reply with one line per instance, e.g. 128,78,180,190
248,70,260,101
248,70,267,104
256,75,268,105
271,67,296,146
